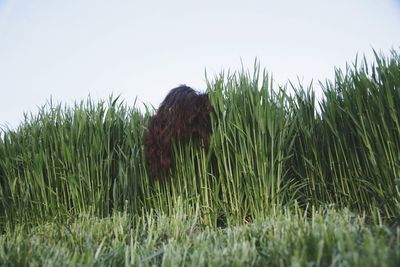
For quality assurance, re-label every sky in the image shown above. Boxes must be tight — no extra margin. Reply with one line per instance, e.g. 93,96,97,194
0,0,400,129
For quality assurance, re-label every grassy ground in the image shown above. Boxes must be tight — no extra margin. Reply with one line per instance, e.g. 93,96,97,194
1,50,400,266
1,206,399,267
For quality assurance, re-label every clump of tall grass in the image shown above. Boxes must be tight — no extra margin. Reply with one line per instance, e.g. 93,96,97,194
288,51,400,219
0,98,151,225
1,50,400,227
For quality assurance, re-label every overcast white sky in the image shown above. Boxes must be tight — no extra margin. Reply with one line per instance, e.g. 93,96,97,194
1,0,400,129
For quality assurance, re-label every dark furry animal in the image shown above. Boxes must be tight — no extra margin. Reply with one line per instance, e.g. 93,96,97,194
144,85,212,180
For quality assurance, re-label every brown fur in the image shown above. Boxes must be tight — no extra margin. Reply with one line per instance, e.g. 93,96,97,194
144,85,212,180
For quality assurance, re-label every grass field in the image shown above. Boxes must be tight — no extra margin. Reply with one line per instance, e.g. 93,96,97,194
1,207,399,267
1,50,400,266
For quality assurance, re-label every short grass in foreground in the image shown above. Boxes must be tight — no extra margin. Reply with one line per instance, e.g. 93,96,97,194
1,207,399,267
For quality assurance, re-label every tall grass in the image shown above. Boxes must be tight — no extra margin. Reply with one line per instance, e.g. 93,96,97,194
288,51,400,219
0,98,151,225
1,51,400,227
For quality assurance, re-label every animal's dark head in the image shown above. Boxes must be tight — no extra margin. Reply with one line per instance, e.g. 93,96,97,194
144,85,213,180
